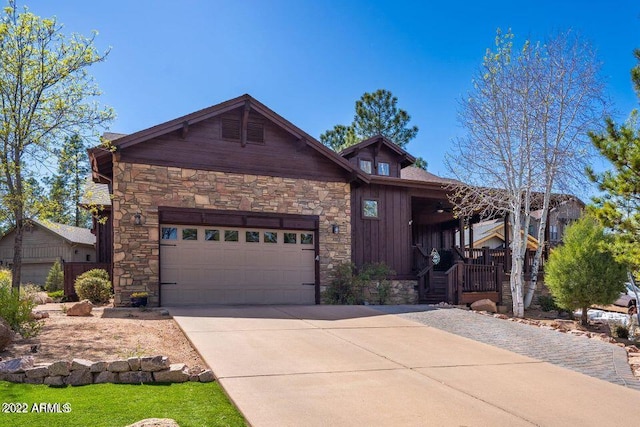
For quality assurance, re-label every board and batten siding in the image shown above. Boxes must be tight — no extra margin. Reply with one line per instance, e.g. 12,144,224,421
351,184,413,277
0,226,95,285
119,110,348,182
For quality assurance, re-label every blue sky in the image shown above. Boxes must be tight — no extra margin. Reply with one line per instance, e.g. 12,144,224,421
21,0,640,177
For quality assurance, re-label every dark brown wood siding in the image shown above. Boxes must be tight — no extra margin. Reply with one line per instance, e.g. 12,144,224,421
119,109,347,182
343,145,402,178
94,208,112,265
351,183,412,276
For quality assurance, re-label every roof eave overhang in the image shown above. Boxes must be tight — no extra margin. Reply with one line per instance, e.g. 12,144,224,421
90,94,369,184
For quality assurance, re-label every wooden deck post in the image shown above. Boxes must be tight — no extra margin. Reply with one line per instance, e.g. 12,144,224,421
503,215,510,272
496,263,504,304
456,260,464,305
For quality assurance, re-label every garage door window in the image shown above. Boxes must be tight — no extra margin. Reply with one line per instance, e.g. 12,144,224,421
182,228,198,240
246,231,260,243
284,233,297,244
224,230,239,242
205,229,220,241
264,231,278,243
301,233,313,245
162,227,177,240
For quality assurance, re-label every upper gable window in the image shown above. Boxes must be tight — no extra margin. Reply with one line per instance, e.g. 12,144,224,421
221,118,241,140
359,159,372,174
247,122,264,143
377,162,390,176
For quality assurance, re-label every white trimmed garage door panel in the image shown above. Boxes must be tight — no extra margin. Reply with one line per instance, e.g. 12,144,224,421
160,225,315,305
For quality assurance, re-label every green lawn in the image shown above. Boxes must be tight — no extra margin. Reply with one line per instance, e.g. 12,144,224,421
0,381,246,427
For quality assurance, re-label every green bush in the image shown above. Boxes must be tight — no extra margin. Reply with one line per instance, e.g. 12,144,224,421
77,268,110,282
44,259,64,292
324,262,366,304
615,324,629,339
361,262,395,305
0,268,10,286
47,289,65,301
324,262,395,305
537,295,559,312
74,270,112,304
0,270,42,337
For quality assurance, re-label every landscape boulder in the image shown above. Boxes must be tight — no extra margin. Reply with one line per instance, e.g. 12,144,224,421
107,360,131,372
0,317,14,351
470,299,497,313
32,292,53,305
198,369,215,383
93,371,118,384
153,363,189,383
48,360,71,376
66,300,93,316
0,356,34,374
65,368,93,386
126,419,180,427
119,371,154,384
140,355,170,372
30,311,50,320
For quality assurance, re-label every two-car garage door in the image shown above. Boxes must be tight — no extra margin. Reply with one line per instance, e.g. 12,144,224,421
160,224,316,305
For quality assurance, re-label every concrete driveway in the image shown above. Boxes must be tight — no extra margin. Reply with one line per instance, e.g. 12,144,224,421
170,305,638,426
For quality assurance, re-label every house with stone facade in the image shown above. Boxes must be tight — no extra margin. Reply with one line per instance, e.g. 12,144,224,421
88,94,504,307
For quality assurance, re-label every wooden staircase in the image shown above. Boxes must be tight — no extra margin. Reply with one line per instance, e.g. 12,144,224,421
419,271,448,304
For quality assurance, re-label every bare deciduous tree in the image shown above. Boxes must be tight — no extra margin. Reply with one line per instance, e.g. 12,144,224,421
446,29,607,317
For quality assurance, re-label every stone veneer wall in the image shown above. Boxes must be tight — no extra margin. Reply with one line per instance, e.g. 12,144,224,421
387,280,418,305
112,161,351,306
501,275,551,313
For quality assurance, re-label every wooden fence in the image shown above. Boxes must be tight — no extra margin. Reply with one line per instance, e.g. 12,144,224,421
63,262,111,301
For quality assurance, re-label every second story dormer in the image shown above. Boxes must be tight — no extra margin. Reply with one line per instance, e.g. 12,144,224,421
339,135,415,178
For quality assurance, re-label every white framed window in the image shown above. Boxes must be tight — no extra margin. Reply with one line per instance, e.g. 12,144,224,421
363,199,379,218
377,162,390,176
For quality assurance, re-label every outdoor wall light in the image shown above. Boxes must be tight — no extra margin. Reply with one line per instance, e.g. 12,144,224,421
332,224,340,234
134,212,142,226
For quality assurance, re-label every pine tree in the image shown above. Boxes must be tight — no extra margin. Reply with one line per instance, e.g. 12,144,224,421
544,216,627,325
44,259,64,292
588,49,640,272
43,134,91,227
320,89,419,152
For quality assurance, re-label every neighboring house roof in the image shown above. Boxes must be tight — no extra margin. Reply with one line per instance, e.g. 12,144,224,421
32,219,95,246
400,167,460,186
80,179,112,207
89,94,369,184
0,219,95,247
102,132,128,142
461,218,539,249
530,196,585,220
339,135,416,167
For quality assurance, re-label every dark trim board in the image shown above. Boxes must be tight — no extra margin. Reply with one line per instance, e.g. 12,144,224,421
157,206,320,306
158,207,319,230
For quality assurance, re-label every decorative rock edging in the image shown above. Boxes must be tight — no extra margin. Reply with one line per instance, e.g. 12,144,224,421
0,355,214,386
472,310,640,380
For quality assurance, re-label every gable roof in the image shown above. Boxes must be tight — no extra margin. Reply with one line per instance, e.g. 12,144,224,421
90,94,369,183
32,219,95,246
400,166,460,185
461,218,539,250
80,179,111,207
0,219,95,246
339,135,416,167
